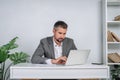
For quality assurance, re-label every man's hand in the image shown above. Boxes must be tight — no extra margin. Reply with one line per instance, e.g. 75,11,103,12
51,56,67,64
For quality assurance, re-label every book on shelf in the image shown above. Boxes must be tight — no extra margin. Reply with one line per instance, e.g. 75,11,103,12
107,30,114,42
111,32,120,42
107,30,120,42
108,53,120,63
114,15,120,21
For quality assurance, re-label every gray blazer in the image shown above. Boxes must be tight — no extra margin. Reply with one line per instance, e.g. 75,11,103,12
31,36,77,64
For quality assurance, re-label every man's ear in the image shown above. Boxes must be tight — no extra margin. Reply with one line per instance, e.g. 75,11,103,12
53,28,56,33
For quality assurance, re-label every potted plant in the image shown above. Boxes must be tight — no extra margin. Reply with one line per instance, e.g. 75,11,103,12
0,37,29,80
111,65,120,80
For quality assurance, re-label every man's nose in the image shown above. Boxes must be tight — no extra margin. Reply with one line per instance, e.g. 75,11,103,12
60,34,65,38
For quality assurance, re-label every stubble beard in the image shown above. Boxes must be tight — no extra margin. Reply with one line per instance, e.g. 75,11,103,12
56,38,64,42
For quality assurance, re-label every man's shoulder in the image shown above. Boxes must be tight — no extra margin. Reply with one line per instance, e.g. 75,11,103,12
40,36,53,43
41,36,52,40
64,37,74,42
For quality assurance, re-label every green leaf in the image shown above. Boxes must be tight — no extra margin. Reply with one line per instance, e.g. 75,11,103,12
1,37,18,51
9,52,29,65
0,37,19,63
0,49,8,63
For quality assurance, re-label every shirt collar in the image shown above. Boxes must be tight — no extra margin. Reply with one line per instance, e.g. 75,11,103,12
53,38,62,47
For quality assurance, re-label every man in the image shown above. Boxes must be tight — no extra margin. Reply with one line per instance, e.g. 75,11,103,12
31,21,77,64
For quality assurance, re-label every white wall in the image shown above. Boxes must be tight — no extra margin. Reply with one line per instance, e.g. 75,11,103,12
0,0,102,63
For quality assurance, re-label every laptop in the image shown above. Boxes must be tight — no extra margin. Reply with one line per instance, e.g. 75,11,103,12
65,49,90,66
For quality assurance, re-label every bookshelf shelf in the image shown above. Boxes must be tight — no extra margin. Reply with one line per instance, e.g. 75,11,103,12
107,1,120,6
107,42,120,44
107,21,120,24
108,63,120,65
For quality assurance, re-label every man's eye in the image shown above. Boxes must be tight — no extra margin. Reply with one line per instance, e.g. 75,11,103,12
59,32,62,34
64,33,66,35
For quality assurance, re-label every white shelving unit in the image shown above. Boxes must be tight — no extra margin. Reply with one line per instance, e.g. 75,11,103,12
103,0,120,79
103,0,120,65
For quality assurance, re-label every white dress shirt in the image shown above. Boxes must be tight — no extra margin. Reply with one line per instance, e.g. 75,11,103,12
45,39,62,64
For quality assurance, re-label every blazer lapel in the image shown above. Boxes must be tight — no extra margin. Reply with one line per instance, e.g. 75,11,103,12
47,37,55,59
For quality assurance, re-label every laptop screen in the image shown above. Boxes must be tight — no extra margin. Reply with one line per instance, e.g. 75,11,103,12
65,50,90,65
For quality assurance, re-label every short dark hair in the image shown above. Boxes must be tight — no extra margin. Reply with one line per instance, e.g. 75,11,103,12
54,21,68,29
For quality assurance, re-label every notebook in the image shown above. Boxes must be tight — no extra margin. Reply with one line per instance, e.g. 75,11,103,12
65,50,90,66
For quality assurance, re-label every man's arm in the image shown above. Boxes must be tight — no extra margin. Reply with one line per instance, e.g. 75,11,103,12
31,40,48,64
51,56,67,64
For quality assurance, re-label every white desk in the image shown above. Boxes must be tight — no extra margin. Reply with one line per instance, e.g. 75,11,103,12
10,63,109,79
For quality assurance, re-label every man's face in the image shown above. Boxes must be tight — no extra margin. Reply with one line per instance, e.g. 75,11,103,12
53,26,67,43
